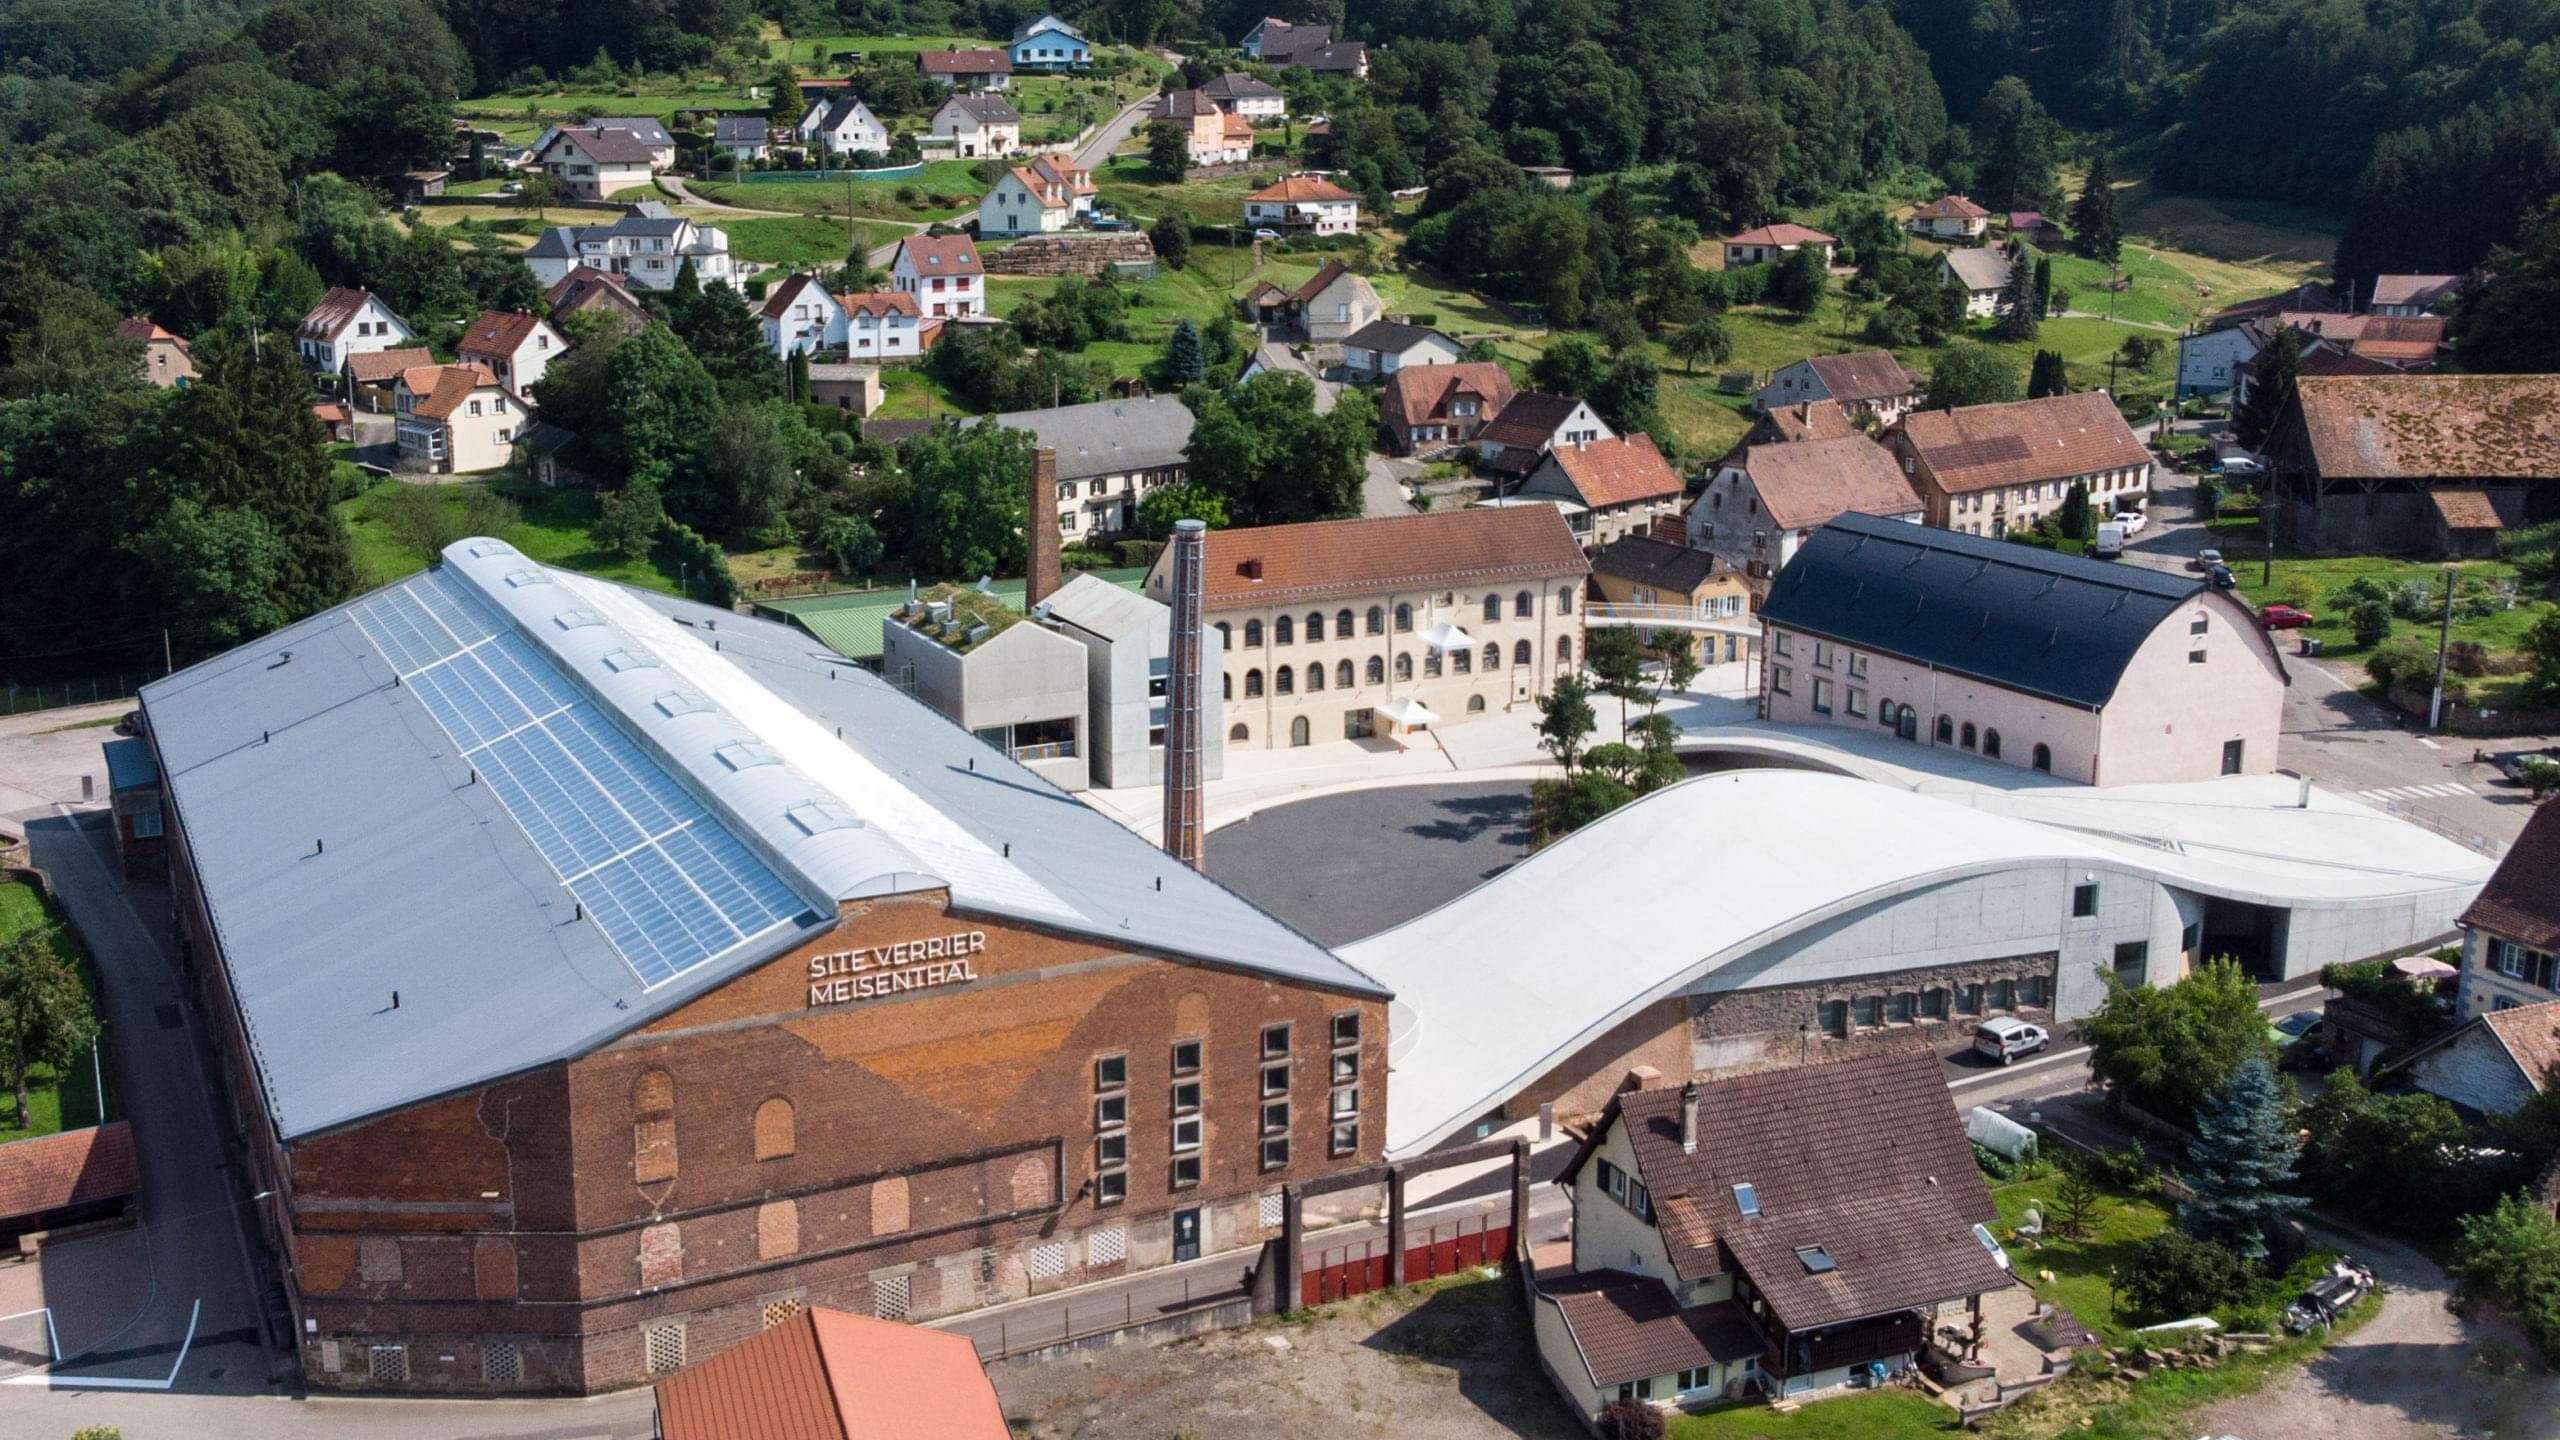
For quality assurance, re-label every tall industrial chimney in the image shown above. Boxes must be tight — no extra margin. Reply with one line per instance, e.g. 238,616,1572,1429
1027,446,1061,611
1162,518,1208,871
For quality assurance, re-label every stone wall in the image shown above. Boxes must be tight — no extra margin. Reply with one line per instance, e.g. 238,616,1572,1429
983,233,1159,277
1687,952,2059,1074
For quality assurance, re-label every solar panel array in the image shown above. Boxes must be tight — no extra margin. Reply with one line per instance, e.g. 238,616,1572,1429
351,570,815,987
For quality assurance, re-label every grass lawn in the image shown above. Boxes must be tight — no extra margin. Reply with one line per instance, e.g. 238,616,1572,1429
874,366,967,420
454,83,738,131
760,31,983,60
1669,1392,1951,1439
722,214,905,267
1980,1296,2379,1440
1092,156,1259,226
694,161,990,223
1991,1176,2171,1346
339,478,680,594
2114,177,2343,272
0,880,113,1142
2199,519,2555,680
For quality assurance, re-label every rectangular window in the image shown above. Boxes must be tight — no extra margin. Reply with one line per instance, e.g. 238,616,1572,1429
1331,1012,1360,1048
1171,1155,1201,1188
1811,678,1833,714
1262,1023,1291,1058
1771,665,1793,696
2190,648,2208,664
1096,1132,1126,1167
1846,687,1868,718
1330,1121,1358,1156
1263,1099,1290,1134
1171,1081,1201,1115
1262,1136,1291,1170
1330,1086,1358,1120
1095,1094,1126,1128
1812,641,1833,669
2073,882,2099,918
1096,1054,1126,1090
1097,1169,1127,1204
2191,615,2209,635
1330,1052,1357,1084
2114,941,2150,987
1848,653,1868,679
1772,631,1792,657
1172,1116,1202,1153
1733,1182,1759,1216
1172,1039,1201,1075
1262,1062,1290,1097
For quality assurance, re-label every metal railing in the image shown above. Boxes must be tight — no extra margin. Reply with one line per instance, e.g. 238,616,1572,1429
1010,740,1077,763
3,675,152,717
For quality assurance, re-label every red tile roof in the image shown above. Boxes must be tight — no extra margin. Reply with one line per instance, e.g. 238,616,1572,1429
1742,436,1923,531
759,272,834,321
654,1307,1007,1440
2288,375,2560,481
344,346,436,386
1725,222,1834,247
1537,434,1681,509
894,233,983,279
115,317,185,347
1897,391,2149,495
2368,274,2461,311
297,286,390,341
546,265,643,313
1539,1271,1763,1388
2428,488,2505,531
0,1122,137,1223
2463,801,2560,950
456,311,556,362
2485,1000,2560,1093
837,291,920,319
1250,175,1356,203
1802,351,1921,404
918,47,1012,74
1193,507,1588,609
1762,400,1859,444
1910,194,1989,221
1379,362,1514,434
400,364,505,421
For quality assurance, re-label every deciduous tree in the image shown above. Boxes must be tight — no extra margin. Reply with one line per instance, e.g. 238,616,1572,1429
0,929,98,1133
1925,343,2022,410
2082,959,2275,1127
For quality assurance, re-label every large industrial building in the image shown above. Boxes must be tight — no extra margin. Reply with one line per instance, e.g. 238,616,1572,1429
137,539,1387,1395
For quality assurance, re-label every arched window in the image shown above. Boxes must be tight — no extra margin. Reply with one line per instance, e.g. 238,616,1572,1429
1365,656,1384,684
1935,715,1954,745
1481,642,1501,671
1214,622,1231,647
1961,722,1977,751
1394,653,1413,680
1290,716,1311,746
1877,696,1895,727
1514,590,1532,618
1513,639,1532,667
1334,658,1353,688
1556,636,1573,665
1467,694,1487,713
1336,608,1355,637
1274,614,1293,645
1229,723,1249,742
1275,665,1294,694
1558,588,1575,615
1452,647,1473,674
1983,729,2002,759
1243,618,1263,648
2031,743,2052,773
1306,662,1325,691
1365,605,1385,636
1481,594,1501,623
754,1098,795,1161
1394,602,1412,632
1223,672,1234,701
633,1069,676,1184
1245,668,1264,698
1305,611,1325,641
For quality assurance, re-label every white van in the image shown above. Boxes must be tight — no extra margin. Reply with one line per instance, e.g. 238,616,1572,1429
1973,1016,2049,1065
2092,521,2126,558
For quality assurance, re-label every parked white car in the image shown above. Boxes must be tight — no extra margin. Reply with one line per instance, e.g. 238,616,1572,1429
1973,1016,2049,1065
2111,510,2147,535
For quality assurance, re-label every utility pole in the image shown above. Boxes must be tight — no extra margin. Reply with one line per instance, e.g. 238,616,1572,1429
2429,567,2458,729
162,628,173,675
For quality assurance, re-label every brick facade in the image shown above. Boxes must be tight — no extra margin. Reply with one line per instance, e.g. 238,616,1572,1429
1687,953,2060,1074
188,882,1386,1395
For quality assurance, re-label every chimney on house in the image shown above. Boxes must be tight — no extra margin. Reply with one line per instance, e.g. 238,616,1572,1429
1679,1079,1700,1154
1162,519,1209,872
1027,446,1061,610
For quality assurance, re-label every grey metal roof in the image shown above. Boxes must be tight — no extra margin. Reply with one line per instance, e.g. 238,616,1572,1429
1941,247,2012,293
102,735,156,791
966,396,1194,482
142,542,1379,1142
592,117,673,146
1041,572,1164,640
712,117,768,143
1757,513,2250,709
941,92,1020,125
1342,320,1450,355
525,228,577,259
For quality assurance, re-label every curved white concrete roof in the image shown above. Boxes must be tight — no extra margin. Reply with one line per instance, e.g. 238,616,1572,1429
1346,768,2493,1157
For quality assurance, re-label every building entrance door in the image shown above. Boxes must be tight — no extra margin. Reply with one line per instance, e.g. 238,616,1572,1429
1896,706,1918,741
1172,1207,1201,1262
1344,708,1373,740
1289,716,1310,747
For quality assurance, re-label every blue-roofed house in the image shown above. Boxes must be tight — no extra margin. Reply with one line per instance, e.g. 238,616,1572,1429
139,538,1388,1396
1008,12,1090,69
1755,513,2287,784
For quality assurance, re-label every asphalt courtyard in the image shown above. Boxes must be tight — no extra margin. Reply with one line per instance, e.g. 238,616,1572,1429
1206,780,1532,946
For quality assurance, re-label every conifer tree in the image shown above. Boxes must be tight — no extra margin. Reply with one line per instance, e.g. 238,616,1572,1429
2179,1057,2305,1264
2235,328,2303,450
2072,150,2122,263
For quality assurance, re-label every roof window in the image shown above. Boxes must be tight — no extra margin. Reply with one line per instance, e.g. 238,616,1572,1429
601,648,659,673
504,568,550,588
554,609,603,630
1733,1183,1760,1218
787,800,861,835
1796,1245,1836,1274
654,691,713,718
715,740,780,771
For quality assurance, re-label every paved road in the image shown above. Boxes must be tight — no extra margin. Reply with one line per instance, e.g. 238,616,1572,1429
652,174,794,217
1073,93,1157,173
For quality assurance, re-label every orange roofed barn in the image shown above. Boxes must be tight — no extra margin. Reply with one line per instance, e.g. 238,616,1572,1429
2261,374,2560,556
654,1307,1007,1440
1142,508,1590,748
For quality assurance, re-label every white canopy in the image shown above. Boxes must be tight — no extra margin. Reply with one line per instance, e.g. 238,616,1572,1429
1417,623,1472,655
1376,696,1439,729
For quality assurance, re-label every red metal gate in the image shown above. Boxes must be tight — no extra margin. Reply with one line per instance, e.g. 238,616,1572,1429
1301,1215,1512,1306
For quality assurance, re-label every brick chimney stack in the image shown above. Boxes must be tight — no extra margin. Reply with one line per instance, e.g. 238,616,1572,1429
1027,446,1061,610
1162,519,1208,871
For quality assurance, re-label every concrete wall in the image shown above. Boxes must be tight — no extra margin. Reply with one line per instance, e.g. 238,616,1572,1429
881,619,1089,791
1064,608,1226,790
2093,591,2284,783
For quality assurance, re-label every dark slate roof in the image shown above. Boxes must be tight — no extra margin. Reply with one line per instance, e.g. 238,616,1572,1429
1758,512,2254,710
712,117,769,143
1589,535,1722,596
1341,320,1449,355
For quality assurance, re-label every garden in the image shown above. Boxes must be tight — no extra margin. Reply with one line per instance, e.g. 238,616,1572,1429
0,879,112,1143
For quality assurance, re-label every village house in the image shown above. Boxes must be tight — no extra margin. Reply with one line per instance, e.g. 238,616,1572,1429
1339,320,1461,381
579,117,675,168
1247,19,1368,75
2453,786,2560,1024
1906,193,1990,239
1158,89,1253,167
1585,537,1754,664
976,155,1094,236
2367,274,2462,317
1513,434,1687,548
841,291,925,358
1759,513,2286,783
344,347,435,414
455,311,568,394
1751,399,1859,445
798,96,889,157
2260,374,2560,555
392,364,525,475
1145,506,1591,749
1378,362,1515,455
710,116,770,162
1246,259,1381,342
759,273,849,356
917,47,1012,90
1477,391,1613,480
930,93,1022,158
2404,999,2560,1121
1693,435,1922,590
1752,351,1921,424
807,362,882,416
2228,314,2445,411
1937,247,2012,318
975,395,1194,540
1245,175,1360,236
2177,284,2350,400
295,287,415,374
1201,72,1286,121
1008,12,1090,70
544,266,647,331
116,317,195,388
524,204,735,291
1535,1049,2012,1417
1889,390,2153,537
532,125,657,201
1721,223,1834,269
2006,211,2066,247
892,233,985,319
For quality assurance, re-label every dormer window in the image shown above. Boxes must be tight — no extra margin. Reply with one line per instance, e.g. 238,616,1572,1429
1733,1182,1760,1217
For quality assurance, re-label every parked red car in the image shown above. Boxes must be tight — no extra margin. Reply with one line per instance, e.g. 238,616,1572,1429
2259,603,2314,630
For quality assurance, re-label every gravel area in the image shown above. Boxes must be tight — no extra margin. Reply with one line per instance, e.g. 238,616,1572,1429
993,1274,1580,1440
1207,781,1530,945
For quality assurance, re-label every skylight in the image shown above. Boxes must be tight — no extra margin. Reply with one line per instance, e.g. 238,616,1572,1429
1733,1182,1760,1218
1796,1245,1836,1274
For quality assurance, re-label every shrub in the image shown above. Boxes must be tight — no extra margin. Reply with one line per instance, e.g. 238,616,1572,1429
2336,575,2392,608
2364,636,2432,690
2349,596,2393,647
1595,1399,1666,1440
2392,580,2436,621
1116,538,1165,568
2447,639,2492,676
2120,1228,2259,1319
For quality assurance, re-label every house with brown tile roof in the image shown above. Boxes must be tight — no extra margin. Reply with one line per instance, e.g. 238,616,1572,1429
1906,193,1990,239
2404,998,2560,1121
456,310,569,393
837,290,924,357
533,125,660,200
1887,391,2152,537
1751,399,1860,445
917,46,1012,90
891,233,986,319
1515,434,1686,547
654,1305,1008,1440
1378,362,1514,454
976,155,1094,235
296,286,414,374
544,266,647,331
1586,536,1751,632
0,1122,137,1235
1478,392,1612,477
2261,374,2560,554
2452,803,2560,1022
1721,222,1835,269
116,317,196,389
1753,351,1922,424
1693,435,1921,588
1258,259,1379,342
392,364,527,474
1533,1048,2011,1417
1246,175,1359,235
2367,274,2463,317
1140,506,1590,748
342,346,436,413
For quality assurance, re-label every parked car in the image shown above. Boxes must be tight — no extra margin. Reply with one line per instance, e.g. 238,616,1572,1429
2092,521,2127,558
2269,1008,2325,1067
2189,547,2224,572
2282,1259,2375,1334
2208,564,2238,589
1973,1016,2050,1065
2259,603,2314,630
499,181,522,196
2112,510,2147,535
2220,454,2265,476
1252,227,1280,241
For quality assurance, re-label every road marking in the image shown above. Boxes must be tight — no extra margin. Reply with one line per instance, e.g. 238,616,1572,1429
2418,737,2441,750
4,1298,196,1390
2359,783,2473,801
0,1306,61,1364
